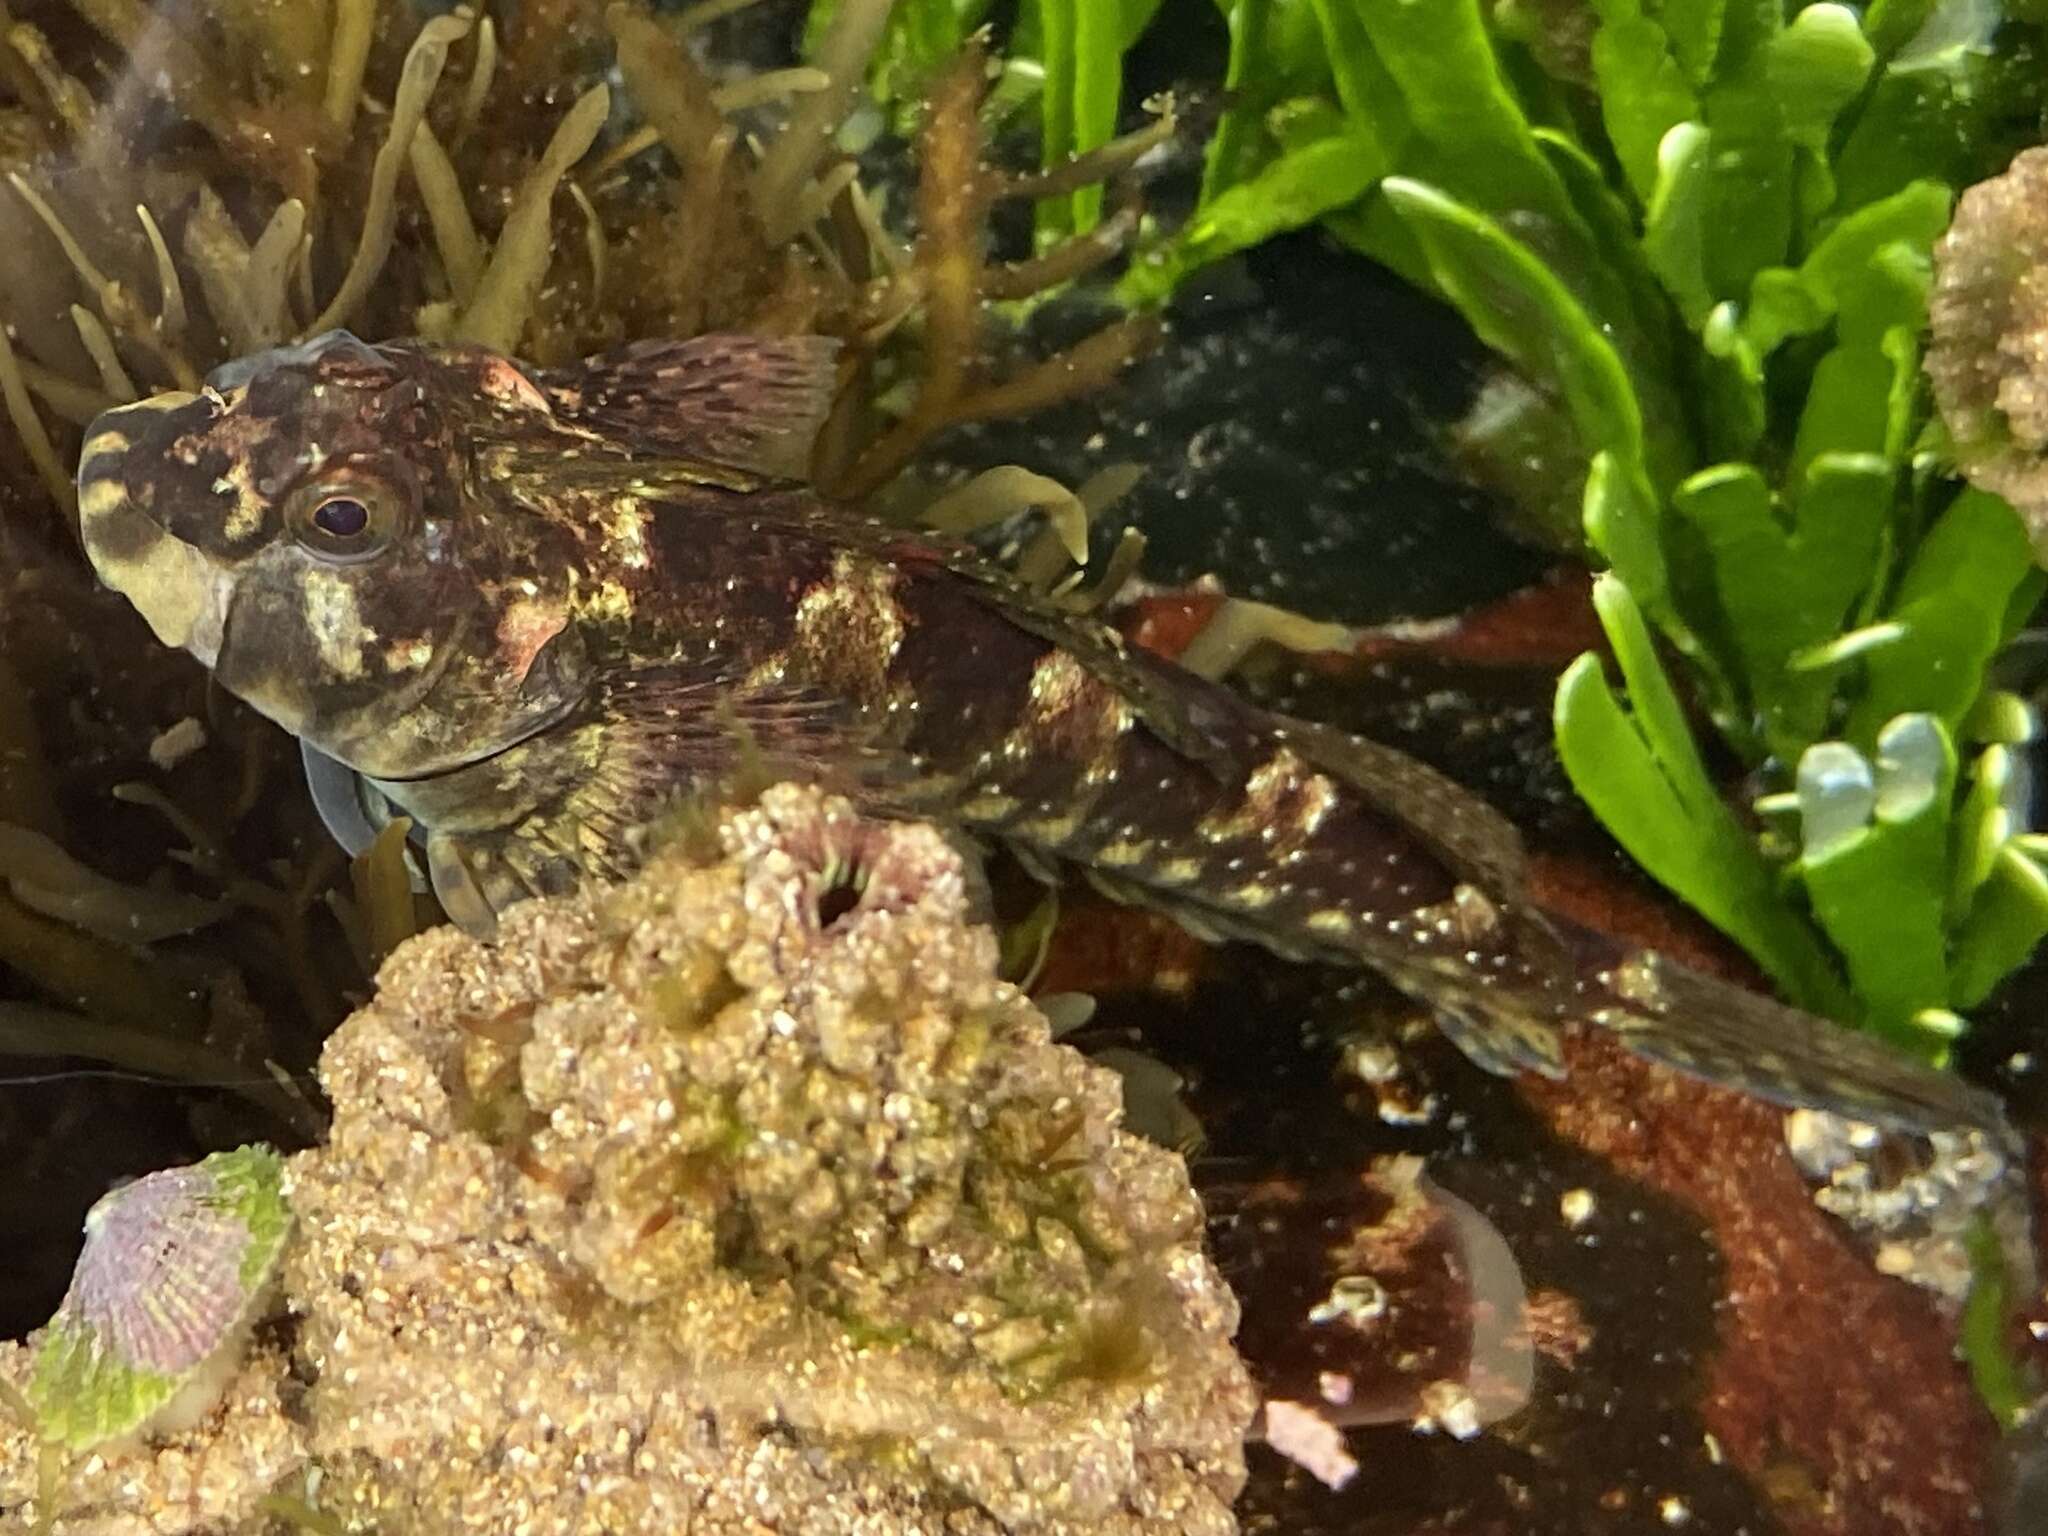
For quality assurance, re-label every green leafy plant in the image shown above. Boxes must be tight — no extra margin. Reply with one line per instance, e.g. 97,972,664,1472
817,0,2048,1063
1122,0,2048,1065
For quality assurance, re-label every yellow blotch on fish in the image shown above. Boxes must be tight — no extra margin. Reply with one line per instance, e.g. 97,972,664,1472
1199,749,1336,853
212,458,266,542
603,495,651,568
300,568,376,680
571,577,636,626
790,553,910,710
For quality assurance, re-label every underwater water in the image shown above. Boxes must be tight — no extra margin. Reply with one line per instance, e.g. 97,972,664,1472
3,2,2048,1534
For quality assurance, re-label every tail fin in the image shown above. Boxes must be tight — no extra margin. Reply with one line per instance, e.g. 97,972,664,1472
1567,935,2014,1141
1274,710,2013,1141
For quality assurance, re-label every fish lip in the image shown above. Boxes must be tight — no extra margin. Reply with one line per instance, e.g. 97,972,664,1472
187,569,233,666
84,509,237,664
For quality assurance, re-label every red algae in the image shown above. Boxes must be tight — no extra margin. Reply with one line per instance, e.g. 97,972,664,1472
1528,854,2000,1536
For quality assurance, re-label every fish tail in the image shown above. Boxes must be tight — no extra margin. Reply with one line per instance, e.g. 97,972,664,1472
1560,928,2011,1138
966,671,2008,1139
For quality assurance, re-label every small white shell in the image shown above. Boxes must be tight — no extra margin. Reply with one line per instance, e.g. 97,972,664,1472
30,1144,290,1449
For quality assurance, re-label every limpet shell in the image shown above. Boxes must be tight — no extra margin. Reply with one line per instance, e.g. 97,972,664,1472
29,1144,291,1449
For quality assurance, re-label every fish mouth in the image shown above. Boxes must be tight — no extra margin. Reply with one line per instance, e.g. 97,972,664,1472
298,666,581,861
362,689,580,786
77,394,240,662
81,494,237,664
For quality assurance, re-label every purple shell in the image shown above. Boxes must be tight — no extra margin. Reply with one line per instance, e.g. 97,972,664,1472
68,1164,254,1374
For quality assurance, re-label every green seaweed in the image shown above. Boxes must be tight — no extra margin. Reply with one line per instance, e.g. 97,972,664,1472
1961,1214,2032,1429
1088,0,2048,1081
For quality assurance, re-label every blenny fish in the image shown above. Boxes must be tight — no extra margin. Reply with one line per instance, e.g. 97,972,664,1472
75,330,2007,1136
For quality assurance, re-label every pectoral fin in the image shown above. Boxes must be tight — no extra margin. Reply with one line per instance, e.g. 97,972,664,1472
426,831,502,939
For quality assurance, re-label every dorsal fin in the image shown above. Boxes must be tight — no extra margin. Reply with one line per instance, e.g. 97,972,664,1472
1273,713,1531,898
540,333,842,482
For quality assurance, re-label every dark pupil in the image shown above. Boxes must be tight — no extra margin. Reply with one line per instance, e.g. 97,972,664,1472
312,497,370,538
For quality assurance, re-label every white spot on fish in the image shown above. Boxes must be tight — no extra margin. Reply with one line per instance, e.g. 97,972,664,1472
210,459,263,541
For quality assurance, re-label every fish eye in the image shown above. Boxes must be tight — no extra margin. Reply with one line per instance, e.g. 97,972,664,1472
313,496,369,537
286,474,406,562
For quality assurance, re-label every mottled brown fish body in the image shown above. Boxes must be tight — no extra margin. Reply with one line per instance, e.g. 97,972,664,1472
682,522,2001,1129
75,330,2013,1141
609,515,1588,1079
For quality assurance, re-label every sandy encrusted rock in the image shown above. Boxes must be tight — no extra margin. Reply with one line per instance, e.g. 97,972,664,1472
3,785,1252,1535
1929,144,2048,561
0,1342,304,1535
284,785,1252,1535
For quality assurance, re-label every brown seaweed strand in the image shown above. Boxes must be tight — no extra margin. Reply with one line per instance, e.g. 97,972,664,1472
675,0,772,28
451,81,609,351
8,173,200,391
992,110,1178,203
604,0,739,336
0,319,73,524
0,1001,325,1139
830,52,991,501
3,17,95,145
983,202,1142,301
950,315,1162,424
453,12,497,145
409,122,485,304
323,0,377,134
305,11,472,337
606,5,727,184
67,304,135,398
751,0,893,244
244,199,309,349
14,356,110,425
133,203,187,340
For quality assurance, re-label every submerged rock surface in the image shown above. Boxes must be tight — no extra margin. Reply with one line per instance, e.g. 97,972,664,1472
1,784,1254,1535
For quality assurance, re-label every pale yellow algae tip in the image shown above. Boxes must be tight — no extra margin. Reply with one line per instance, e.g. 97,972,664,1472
3,783,1253,1535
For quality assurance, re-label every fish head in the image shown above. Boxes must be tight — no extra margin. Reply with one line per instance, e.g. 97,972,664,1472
78,331,591,780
